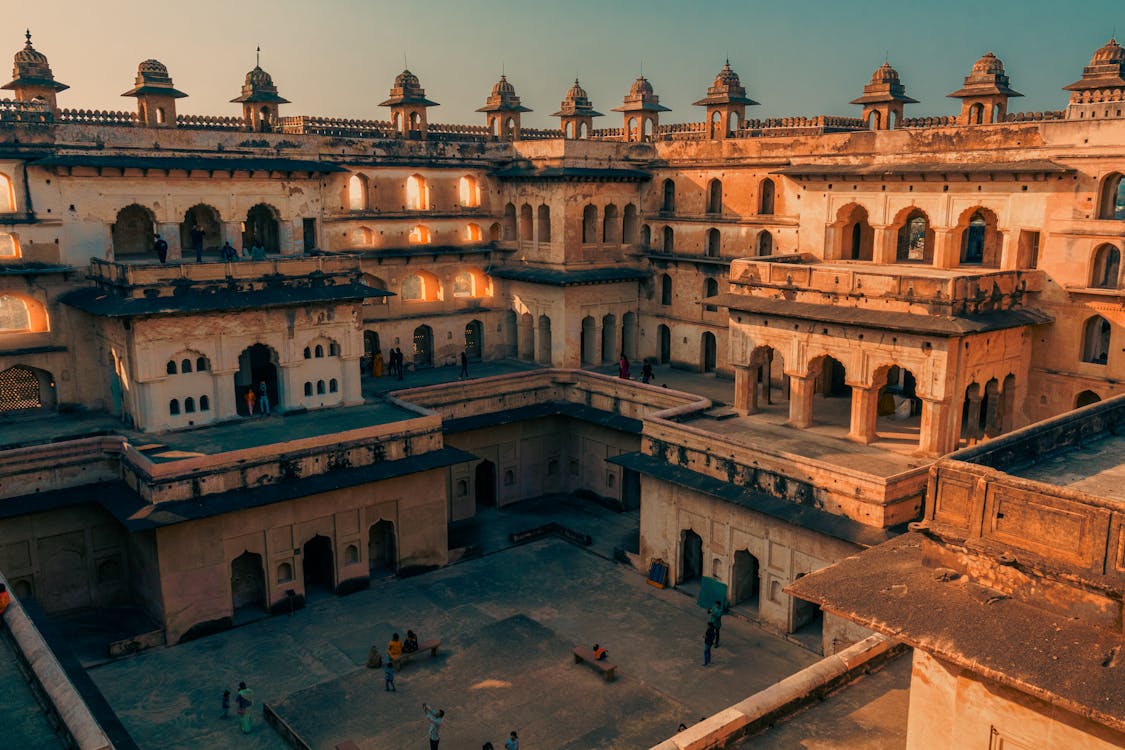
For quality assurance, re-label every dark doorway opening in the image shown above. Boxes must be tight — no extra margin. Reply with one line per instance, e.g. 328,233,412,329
302,535,334,594
475,460,496,508
732,550,760,611
658,325,671,365
368,521,396,576
235,344,279,415
621,468,641,511
681,529,703,584
231,551,266,617
465,320,483,361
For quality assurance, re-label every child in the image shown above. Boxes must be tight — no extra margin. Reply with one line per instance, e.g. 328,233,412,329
220,689,230,719
384,656,396,692
404,629,419,653
505,730,519,750
592,644,608,661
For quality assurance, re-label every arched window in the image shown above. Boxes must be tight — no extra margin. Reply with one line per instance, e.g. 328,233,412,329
351,227,374,247
502,204,516,241
961,212,987,263
603,204,619,244
759,179,776,215
582,205,597,243
465,223,482,241
663,226,674,253
402,275,423,301
537,204,551,243
409,225,431,245
185,397,195,413
406,174,428,210
1091,244,1121,288
304,381,313,396
0,296,30,332
1082,316,1111,364
0,233,19,258
897,210,931,262
661,179,675,212
329,378,338,393
707,179,722,214
303,347,311,359
329,342,340,356
316,380,326,394
200,395,210,411
181,358,192,373
1098,173,1125,220
704,277,719,311
196,357,208,371
0,173,14,213
459,175,480,207
641,224,651,249
166,361,177,375
519,204,533,242
706,228,720,257
347,174,366,211
622,204,638,244
315,344,324,358
453,271,475,297
169,399,180,415
757,230,772,256
489,223,501,242
660,274,672,306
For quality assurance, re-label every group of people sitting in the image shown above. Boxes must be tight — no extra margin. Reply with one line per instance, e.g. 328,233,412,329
386,629,420,661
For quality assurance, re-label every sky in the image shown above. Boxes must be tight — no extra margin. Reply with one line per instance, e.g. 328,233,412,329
8,0,1125,128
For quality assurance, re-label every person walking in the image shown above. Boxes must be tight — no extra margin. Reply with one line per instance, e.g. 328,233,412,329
236,681,254,733
384,657,396,692
708,600,724,647
221,240,238,262
244,387,256,416
396,347,405,381
459,351,469,380
190,225,205,262
153,233,168,264
641,361,654,384
703,623,716,666
618,353,631,379
423,703,444,750
258,381,270,416
505,730,519,750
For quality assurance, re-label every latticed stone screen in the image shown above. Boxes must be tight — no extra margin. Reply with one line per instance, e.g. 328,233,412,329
0,366,41,411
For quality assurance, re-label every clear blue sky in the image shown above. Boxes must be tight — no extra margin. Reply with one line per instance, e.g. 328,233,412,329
10,0,1124,127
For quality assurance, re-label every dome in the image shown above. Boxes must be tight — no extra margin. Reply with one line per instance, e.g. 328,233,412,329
971,52,1005,76
395,69,420,90
629,76,654,97
138,59,168,76
491,74,515,96
1092,38,1124,64
870,62,902,86
713,60,741,88
13,32,46,66
565,79,587,101
246,65,274,89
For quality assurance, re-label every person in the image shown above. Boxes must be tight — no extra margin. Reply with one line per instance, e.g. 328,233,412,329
251,240,266,260
220,689,230,719
384,656,396,692
190,225,205,262
153,233,168,264
641,361,654,384
396,347,405,381
505,730,519,750
592,643,608,661
708,600,724,647
221,240,238,262
677,723,688,732
244,387,257,416
459,351,469,380
404,629,419,653
0,582,9,614
618,353,630,379
373,349,385,377
387,632,404,661
236,681,254,733
258,381,270,416
703,623,716,666
423,703,444,750
483,744,494,750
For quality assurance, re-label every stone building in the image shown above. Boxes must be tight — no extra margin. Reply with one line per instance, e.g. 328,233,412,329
0,31,1123,740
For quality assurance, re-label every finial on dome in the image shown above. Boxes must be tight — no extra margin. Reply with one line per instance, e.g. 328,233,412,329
256,45,260,68
25,29,31,46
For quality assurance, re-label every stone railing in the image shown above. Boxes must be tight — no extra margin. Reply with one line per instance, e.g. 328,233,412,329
88,253,364,290
0,98,53,123
427,122,491,137
278,115,393,138
175,113,245,131
519,127,565,140
56,107,138,126
0,436,122,500
1003,110,1065,122
899,115,957,128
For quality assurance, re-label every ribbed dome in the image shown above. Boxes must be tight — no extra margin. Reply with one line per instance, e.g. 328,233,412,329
870,62,902,85
713,61,741,88
971,52,1004,76
629,76,653,97
1092,38,1124,64
245,65,273,88
491,74,515,96
565,79,587,101
395,69,420,89
138,59,168,76
13,35,46,66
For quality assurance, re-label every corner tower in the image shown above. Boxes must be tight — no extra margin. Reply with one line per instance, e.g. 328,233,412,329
551,79,602,139
611,76,669,141
1,30,68,112
231,53,289,133
476,75,531,140
121,59,188,127
1064,38,1125,119
692,61,758,139
379,70,439,139
850,62,916,130
947,52,1022,125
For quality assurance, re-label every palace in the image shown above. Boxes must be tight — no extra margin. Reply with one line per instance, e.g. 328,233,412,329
0,29,1122,749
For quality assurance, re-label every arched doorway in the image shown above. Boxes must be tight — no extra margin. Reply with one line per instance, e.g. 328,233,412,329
701,332,717,373
303,535,334,593
231,551,266,613
1075,390,1101,408
732,550,760,610
680,529,703,584
537,315,552,365
235,344,279,415
621,312,637,361
243,204,280,253
0,365,56,412
601,313,617,364
581,316,596,365
518,313,534,361
475,460,496,508
364,330,381,370
658,325,671,365
464,320,483,361
413,325,433,368
112,204,156,259
180,204,221,258
368,521,396,575
816,356,848,397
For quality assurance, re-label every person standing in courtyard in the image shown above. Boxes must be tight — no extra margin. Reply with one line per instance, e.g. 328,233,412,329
460,350,469,380
244,387,256,416
505,730,519,750
258,381,270,416
384,656,396,692
423,703,444,750
618,353,630,379
153,233,168,264
236,681,254,733
388,632,404,662
708,600,724,647
641,360,654,384
703,623,716,666
190,225,205,262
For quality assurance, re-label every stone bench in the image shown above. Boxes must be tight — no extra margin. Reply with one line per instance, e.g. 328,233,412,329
393,639,441,668
572,646,616,682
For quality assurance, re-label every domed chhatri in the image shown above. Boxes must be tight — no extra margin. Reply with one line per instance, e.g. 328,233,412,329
121,58,187,128
850,61,917,131
1064,38,1125,116
551,79,603,140
2,30,68,110
948,52,1022,125
231,49,289,133
693,60,759,139
477,74,531,141
379,69,439,139
612,76,670,142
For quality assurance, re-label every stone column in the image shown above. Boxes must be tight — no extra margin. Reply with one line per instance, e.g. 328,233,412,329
931,228,957,269
592,321,604,364
340,356,363,406
214,369,239,419
788,374,816,429
872,224,896,264
847,384,880,444
919,397,956,457
158,221,181,262
998,230,1018,270
733,365,758,415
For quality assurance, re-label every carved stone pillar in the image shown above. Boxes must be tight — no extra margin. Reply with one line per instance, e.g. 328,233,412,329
872,224,896,264
847,384,880,444
920,397,956,457
788,374,816,429
734,365,758,415
931,228,957,269
998,229,1018,270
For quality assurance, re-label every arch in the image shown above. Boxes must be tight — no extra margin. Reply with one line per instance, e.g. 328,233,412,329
200,395,210,411
169,398,180,415
196,356,209,371
660,274,673,306
0,365,56,412
458,175,480,207
277,562,293,583
401,270,441,301
565,121,575,139
870,364,922,447
958,207,1000,266
895,208,934,263
536,314,552,365
1091,244,1122,288
166,360,177,375
329,378,338,393
621,311,637,361
701,332,717,373
413,324,434,368
347,174,368,211
602,204,620,244
641,224,651,249
351,226,375,247
710,111,722,139
707,178,722,214
757,230,773,256
0,232,19,259
0,173,13,212
582,204,598,243
368,520,396,574
502,203,516,241
578,122,588,139
243,203,280,253
406,173,429,210
704,277,719,310
601,313,617,364
235,343,280,415
453,269,485,298
969,102,985,125
464,319,483,360
836,203,874,260
732,549,760,609
867,110,882,130
680,529,703,583
408,224,431,245
230,551,266,612
475,460,496,508
658,324,671,364
519,203,533,242
661,179,676,212
314,344,324,358
0,295,31,332
179,204,221,258
304,381,312,396
748,345,787,407
759,178,776,215
361,274,389,306
344,544,359,565
730,111,740,134
518,312,534,361
112,204,156,258
464,223,482,242
580,316,597,365
706,228,720,257
184,397,196,413
316,379,326,395
622,204,638,244
1081,316,1111,364
662,225,674,253
1097,173,1125,220
1075,389,1102,408
537,204,551,243
302,534,334,594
